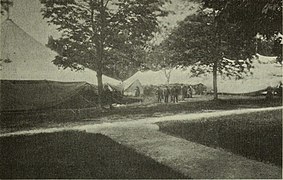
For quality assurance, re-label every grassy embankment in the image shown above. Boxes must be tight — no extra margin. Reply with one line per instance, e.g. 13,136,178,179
158,109,282,167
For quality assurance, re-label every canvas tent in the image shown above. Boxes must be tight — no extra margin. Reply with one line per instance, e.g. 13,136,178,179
0,19,121,111
0,19,121,86
125,55,282,94
124,69,194,86
123,79,144,96
0,80,101,111
210,55,282,94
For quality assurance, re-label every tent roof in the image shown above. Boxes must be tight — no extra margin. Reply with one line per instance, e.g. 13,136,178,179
124,79,143,92
0,19,120,86
216,55,282,94
123,79,143,90
124,69,193,86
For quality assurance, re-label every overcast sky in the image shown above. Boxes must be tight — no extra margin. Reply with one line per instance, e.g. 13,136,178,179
1,0,198,45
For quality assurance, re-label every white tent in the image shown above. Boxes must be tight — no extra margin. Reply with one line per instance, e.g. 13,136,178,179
123,79,144,96
125,55,282,94
124,69,194,86
216,55,282,94
0,19,121,86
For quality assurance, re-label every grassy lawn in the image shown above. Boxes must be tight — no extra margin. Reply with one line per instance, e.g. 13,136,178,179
1,95,281,133
0,131,188,179
158,109,282,167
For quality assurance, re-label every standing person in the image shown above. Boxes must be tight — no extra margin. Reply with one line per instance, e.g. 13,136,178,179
277,82,282,97
174,86,179,103
181,84,186,101
161,87,164,102
135,86,140,97
187,85,192,98
156,87,163,103
170,86,175,103
164,86,170,103
103,85,113,109
184,85,188,98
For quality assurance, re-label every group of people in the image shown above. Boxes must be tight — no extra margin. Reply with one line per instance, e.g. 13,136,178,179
156,85,194,103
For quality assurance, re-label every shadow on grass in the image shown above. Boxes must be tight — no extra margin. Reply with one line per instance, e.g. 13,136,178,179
0,131,189,179
158,109,282,167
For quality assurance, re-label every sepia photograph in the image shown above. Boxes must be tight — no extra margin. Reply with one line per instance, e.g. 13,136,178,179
0,0,282,179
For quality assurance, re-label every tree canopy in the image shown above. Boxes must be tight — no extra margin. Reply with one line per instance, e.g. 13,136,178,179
202,0,282,38
165,10,254,77
146,43,179,84
161,0,282,99
40,0,169,104
201,0,282,61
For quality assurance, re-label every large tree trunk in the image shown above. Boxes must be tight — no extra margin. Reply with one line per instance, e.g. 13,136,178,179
164,69,172,85
96,68,103,106
95,0,106,108
213,60,218,100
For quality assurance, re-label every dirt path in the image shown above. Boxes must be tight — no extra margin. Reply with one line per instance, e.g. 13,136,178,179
1,106,281,137
1,106,282,178
81,106,282,179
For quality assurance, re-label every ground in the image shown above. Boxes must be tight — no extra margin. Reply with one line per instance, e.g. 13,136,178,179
0,95,282,179
158,109,282,167
0,131,187,179
1,95,281,133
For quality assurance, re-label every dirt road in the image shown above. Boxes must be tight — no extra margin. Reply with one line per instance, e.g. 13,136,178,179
1,106,282,178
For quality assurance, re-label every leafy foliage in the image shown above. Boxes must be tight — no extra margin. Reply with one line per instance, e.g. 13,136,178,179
40,0,169,77
146,43,178,84
161,0,282,99
201,0,282,62
165,10,254,79
180,0,282,62
202,0,282,38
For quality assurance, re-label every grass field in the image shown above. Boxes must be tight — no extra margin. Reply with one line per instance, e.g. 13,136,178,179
1,95,281,133
158,109,282,167
0,131,188,179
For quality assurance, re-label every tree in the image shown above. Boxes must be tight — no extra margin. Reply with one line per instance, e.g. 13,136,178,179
40,0,168,105
165,0,282,99
201,0,282,62
103,44,147,81
201,0,282,38
165,9,254,99
146,44,178,85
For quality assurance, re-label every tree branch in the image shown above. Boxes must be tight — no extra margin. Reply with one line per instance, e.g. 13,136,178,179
104,0,110,8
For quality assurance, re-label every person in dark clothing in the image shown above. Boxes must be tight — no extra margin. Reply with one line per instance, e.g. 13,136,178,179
103,85,113,109
266,86,273,100
181,85,187,100
156,87,163,103
164,86,170,103
170,87,175,103
135,86,140,97
174,86,179,103
161,87,164,101
277,82,282,97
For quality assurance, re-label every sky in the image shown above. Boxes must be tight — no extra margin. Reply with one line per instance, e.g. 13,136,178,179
1,0,198,45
